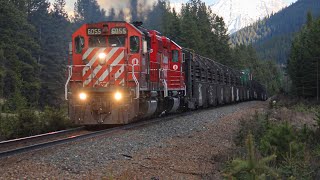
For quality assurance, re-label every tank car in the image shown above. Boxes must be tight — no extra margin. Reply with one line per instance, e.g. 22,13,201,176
65,21,267,125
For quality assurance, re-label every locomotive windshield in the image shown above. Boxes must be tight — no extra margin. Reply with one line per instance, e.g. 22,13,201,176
88,36,125,47
108,36,125,47
89,36,106,47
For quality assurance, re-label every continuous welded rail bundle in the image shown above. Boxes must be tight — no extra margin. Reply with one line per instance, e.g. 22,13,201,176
65,21,267,125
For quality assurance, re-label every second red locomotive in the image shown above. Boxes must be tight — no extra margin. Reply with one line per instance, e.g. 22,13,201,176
65,21,266,125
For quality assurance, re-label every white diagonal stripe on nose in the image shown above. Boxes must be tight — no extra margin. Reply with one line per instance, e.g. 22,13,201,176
115,64,125,79
105,48,119,64
82,48,95,60
86,48,121,86
119,79,125,85
97,50,124,84
82,48,106,86
87,48,106,67
85,65,102,86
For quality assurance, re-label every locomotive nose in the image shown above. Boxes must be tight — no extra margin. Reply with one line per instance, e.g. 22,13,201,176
82,47,126,87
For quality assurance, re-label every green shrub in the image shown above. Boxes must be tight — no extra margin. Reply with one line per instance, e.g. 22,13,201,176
259,122,305,161
298,124,313,143
230,105,320,179
313,144,320,158
278,141,313,179
236,112,270,146
3,93,28,112
0,113,19,139
292,103,320,114
292,103,308,113
16,109,42,137
0,109,41,138
224,133,278,179
314,111,320,129
0,107,71,140
40,106,71,132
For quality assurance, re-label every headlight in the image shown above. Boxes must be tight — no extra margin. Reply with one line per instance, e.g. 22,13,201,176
79,92,87,100
114,92,122,101
98,52,106,59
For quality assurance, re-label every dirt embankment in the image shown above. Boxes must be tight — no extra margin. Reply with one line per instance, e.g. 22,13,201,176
109,102,268,179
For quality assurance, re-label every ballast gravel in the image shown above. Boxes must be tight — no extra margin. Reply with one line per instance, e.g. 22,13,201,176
0,101,267,179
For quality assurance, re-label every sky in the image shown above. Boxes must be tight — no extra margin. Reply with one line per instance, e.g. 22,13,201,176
49,0,298,17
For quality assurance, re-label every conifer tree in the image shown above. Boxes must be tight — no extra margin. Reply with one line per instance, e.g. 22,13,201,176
74,0,107,24
225,133,278,179
130,0,139,21
107,8,116,21
288,15,320,97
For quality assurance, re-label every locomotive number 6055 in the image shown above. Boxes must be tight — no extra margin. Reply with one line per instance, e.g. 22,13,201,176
87,28,102,35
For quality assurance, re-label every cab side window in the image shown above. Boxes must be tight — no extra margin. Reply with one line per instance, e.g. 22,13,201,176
75,36,85,54
130,36,140,53
172,50,179,62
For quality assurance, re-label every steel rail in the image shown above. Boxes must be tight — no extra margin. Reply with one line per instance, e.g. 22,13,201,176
0,126,85,146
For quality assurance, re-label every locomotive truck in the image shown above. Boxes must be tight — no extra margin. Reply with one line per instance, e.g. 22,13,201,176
65,21,267,125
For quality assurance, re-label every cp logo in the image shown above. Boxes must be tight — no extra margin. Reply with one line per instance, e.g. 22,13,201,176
173,65,178,70
132,58,139,65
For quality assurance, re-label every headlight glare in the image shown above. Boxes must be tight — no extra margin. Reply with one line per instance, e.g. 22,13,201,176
98,52,106,59
79,92,87,100
114,92,122,101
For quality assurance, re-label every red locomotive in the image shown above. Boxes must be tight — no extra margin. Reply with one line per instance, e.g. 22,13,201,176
65,21,266,125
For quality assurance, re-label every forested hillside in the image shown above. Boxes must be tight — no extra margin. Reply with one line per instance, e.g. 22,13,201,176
231,0,320,64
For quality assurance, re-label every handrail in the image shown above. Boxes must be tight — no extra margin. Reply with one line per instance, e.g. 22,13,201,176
65,66,73,100
162,78,168,97
65,64,92,100
159,68,168,97
65,64,140,99
131,64,139,99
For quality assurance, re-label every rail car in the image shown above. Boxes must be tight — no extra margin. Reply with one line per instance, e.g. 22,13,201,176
65,21,267,125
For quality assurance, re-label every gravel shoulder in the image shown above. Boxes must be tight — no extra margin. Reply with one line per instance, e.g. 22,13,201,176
0,101,267,179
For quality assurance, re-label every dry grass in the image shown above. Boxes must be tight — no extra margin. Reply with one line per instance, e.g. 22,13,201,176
269,94,319,130
269,107,317,129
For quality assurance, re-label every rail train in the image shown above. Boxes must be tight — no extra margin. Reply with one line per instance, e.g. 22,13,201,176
65,21,267,125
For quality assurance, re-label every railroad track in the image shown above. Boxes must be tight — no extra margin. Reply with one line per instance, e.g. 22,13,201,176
0,127,90,158
0,105,228,159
